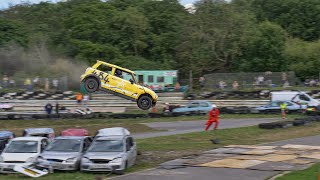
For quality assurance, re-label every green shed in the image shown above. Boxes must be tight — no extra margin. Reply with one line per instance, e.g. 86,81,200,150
134,70,178,86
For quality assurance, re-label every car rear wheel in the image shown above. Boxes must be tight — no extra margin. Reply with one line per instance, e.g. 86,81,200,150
137,95,152,110
84,77,99,93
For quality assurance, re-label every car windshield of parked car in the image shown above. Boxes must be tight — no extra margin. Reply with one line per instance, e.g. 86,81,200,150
46,139,82,152
87,140,123,152
5,141,38,153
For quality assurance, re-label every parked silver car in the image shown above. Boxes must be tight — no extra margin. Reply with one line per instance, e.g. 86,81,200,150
81,127,137,174
36,136,92,171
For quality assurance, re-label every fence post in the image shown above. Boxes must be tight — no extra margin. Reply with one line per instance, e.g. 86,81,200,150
189,70,193,92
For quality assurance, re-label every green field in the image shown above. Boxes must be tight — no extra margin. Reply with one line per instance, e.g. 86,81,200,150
276,163,320,180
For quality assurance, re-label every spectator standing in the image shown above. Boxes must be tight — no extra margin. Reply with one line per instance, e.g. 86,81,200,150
199,76,205,89
219,81,226,89
76,92,83,105
2,75,8,88
232,81,239,90
280,102,287,120
55,102,60,117
175,82,180,91
9,79,15,87
45,103,53,116
83,94,90,108
24,78,32,91
44,78,50,91
33,76,40,89
52,79,59,90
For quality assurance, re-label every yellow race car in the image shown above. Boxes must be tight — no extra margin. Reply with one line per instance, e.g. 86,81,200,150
80,60,158,110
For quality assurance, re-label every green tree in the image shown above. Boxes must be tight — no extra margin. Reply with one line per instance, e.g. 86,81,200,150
236,21,287,72
176,0,255,77
285,38,320,79
0,17,28,46
252,0,320,41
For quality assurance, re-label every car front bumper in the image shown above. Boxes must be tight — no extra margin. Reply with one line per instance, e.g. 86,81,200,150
0,162,29,173
81,162,122,172
37,161,78,171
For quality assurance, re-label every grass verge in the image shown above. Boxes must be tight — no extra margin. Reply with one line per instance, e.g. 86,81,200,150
1,121,319,179
276,163,320,180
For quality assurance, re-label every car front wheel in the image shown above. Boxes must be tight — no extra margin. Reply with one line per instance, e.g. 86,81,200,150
137,95,152,110
84,77,99,93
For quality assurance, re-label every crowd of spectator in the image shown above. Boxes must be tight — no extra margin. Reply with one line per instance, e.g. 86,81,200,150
1,75,61,91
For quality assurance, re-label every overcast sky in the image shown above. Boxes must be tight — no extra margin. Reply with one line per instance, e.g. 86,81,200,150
0,0,199,9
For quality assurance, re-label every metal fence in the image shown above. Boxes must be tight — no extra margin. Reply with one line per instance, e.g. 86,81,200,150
177,71,300,90
0,76,69,92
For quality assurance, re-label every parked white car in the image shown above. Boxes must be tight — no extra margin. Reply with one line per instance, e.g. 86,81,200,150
0,137,49,173
81,127,137,175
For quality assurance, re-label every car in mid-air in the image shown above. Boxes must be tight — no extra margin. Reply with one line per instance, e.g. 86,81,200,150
80,127,137,175
36,136,93,171
255,100,307,113
172,101,214,114
0,137,49,173
80,60,158,110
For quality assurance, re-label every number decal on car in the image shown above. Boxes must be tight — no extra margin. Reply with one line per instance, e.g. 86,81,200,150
92,70,109,83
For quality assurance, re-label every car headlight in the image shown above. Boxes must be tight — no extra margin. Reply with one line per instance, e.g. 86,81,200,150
81,157,90,163
65,157,77,163
26,157,36,163
110,157,122,164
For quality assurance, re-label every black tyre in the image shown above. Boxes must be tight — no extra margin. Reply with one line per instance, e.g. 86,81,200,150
137,95,152,110
84,77,99,93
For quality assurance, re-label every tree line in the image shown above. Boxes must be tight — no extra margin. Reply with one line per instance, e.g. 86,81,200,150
0,0,319,80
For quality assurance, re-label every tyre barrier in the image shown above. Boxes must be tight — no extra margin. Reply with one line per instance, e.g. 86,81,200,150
258,116,320,129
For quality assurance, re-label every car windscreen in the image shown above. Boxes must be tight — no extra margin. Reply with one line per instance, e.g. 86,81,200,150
45,139,82,152
87,140,123,152
5,141,38,153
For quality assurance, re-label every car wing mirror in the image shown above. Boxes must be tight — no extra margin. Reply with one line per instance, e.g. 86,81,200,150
129,79,134,84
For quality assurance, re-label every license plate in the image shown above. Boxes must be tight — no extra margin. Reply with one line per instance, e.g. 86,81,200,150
91,164,108,169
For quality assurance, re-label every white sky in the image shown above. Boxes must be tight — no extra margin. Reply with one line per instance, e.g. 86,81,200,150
0,0,200,9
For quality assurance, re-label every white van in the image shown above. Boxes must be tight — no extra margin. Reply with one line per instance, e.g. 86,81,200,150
271,91,320,107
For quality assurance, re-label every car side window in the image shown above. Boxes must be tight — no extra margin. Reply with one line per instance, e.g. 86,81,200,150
299,95,310,101
271,102,279,107
119,70,135,83
286,102,293,106
200,102,209,107
126,137,134,151
96,64,112,74
189,103,199,108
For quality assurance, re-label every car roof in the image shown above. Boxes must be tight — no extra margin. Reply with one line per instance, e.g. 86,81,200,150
96,60,135,74
96,127,130,137
54,136,88,140
188,100,211,103
0,131,14,139
12,137,46,141
24,128,54,134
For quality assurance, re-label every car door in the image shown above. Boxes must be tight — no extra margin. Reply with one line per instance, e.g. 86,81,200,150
93,64,112,88
125,137,137,167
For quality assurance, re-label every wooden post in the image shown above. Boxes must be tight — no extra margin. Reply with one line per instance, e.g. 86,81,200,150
189,70,193,91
